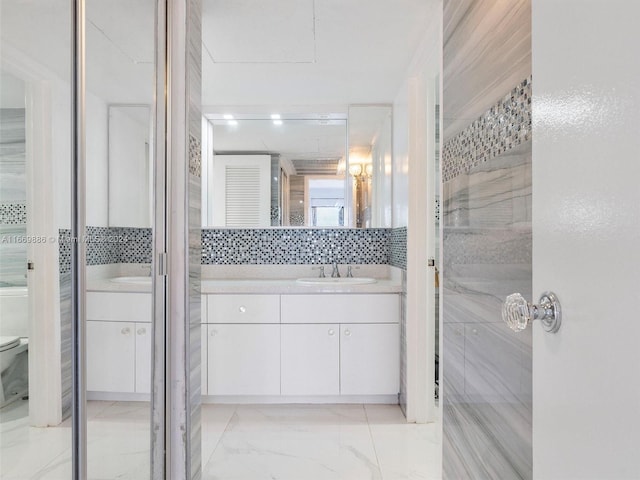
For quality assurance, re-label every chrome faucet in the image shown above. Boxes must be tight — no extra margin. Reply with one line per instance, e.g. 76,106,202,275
331,262,341,278
313,265,326,278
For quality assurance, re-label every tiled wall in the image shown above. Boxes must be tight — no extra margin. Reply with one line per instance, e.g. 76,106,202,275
389,227,407,269
0,109,26,287
58,227,152,272
57,226,409,269
442,77,531,182
442,2,532,477
442,2,532,478
202,228,392,265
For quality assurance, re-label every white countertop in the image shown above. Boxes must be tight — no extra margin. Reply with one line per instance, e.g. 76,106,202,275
86,264,404,294
201,278,402,294
87,278,402,294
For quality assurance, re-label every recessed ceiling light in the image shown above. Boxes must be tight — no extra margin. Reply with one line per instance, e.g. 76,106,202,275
273,119,283,126
227,119,238,126
223,114,234,120
270,114,281,120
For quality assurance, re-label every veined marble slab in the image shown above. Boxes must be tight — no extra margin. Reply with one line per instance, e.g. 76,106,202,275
442,136,532,478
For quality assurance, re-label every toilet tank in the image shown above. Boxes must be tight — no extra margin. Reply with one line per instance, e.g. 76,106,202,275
0,287,29,337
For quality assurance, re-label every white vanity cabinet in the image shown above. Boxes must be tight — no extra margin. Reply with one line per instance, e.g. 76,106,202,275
207,324,280,395
206,294,281,395
87,321,136,393
281,294,400,397
203,291,400,400
281,324,340,395
86,292,152,396
339,323,399,395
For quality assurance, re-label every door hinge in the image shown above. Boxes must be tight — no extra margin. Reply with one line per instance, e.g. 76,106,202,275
27,261,35,271
158,252,167,276
428,258,435,267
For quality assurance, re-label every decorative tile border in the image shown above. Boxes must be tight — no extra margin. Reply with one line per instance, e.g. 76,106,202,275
442,77,531,182
0,203,26,224
189,134,202,178
202,228,391,265
389,227,407,270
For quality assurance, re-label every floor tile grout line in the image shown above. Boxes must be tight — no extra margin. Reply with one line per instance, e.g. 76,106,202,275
363,403,384,479
201,404,238,469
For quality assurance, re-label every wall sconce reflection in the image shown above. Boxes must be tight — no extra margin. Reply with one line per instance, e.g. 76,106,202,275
349,162,372,227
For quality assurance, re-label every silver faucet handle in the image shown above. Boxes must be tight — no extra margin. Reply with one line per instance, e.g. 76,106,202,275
312,266,326,278
331,263,340,278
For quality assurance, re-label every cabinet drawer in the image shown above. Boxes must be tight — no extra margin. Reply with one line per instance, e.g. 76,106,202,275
207,294,280,324
281,294,399,324
87,292,151,322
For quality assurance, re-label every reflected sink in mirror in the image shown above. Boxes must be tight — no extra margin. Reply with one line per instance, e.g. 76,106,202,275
110,276,152,285
296,277,377,285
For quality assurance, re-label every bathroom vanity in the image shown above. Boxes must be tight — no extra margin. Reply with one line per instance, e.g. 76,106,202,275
86,267,402,404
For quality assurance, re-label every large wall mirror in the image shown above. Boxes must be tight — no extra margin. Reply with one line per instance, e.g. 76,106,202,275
201,105,392,229
107,104,152,228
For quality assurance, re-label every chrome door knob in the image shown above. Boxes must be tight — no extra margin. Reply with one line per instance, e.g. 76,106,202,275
502,292,561,333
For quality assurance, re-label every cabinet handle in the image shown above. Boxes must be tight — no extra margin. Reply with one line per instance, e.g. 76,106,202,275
238,306,246,313
137,327,146,335
121,327,131,336
344,329,351,336
328,329,335,336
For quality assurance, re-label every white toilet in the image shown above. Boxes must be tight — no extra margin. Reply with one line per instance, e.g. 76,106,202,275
0,286,29,407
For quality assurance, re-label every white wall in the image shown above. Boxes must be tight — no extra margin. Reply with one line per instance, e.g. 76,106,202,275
532,0,640,478
391,4,442,423
393,87,410,228
86,93,109,227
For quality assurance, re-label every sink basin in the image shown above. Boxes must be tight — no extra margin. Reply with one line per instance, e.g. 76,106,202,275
110,276,152,285
296,277,377,285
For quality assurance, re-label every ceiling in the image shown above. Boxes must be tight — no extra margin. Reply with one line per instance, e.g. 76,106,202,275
1,0,436,109
1,1,436,171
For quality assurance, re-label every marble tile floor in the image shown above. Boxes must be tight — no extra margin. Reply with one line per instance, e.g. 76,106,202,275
1,400,441,480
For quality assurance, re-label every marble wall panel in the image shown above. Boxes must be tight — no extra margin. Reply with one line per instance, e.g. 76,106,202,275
188,0,203,476
0,109,26,287
442,142,532,478
443,0,531,140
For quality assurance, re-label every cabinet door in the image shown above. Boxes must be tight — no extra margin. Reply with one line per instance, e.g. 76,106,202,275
340,323,399,395
135,323,152,394
281,324,339,395
87,321,135,393
208,324,280,395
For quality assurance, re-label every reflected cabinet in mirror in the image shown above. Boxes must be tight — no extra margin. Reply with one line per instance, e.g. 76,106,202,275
201,106,392,228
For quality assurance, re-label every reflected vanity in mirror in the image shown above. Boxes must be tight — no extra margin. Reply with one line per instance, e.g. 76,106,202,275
201,105,393,229
108,105,152,228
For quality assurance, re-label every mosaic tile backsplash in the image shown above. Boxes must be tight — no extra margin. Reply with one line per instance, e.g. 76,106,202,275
57,227,408,269
58,226,152,272
442,76,531,182
202,228,391,265
389,227,407,270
